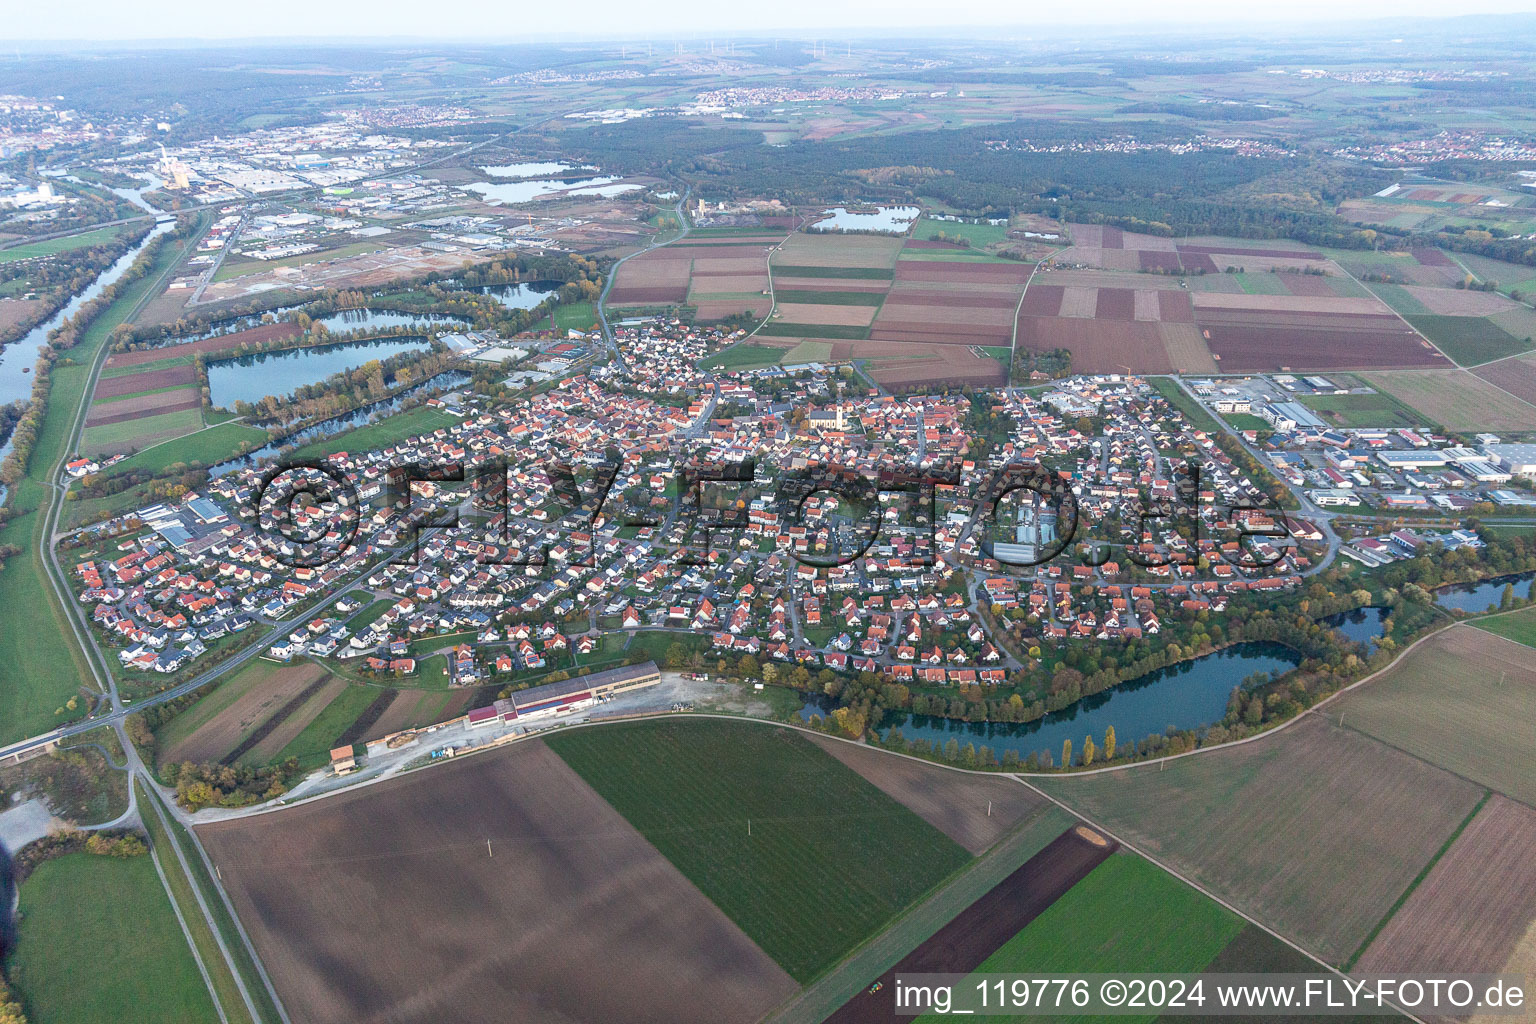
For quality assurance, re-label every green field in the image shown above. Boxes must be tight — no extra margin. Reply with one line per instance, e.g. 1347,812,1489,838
0,219,203,744
100,353,195,378
1473,603,1536,648
1148,377,1220,431
287,404,460,461
1223,412,1273,433
772,289,885,306
917,853,1245,1024
896,248,1016,262
1407,314,1531,366
0,225,135,265
552,300,597,332
914,216,1010,248
136,781,257,1024
1366,283,1433,316
1296,391,1427,429
9,852,219,1024
700,342,784,370
783,340,835,363
103,421,270,476
80,405,204,456
271,682,380,769
769,264,894,280
1233,272,1291,295
546,719,972,982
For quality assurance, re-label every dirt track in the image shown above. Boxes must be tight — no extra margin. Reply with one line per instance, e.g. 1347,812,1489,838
821,827,1114,1023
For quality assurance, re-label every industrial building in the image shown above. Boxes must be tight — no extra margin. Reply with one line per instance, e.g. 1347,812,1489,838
467,660,663,727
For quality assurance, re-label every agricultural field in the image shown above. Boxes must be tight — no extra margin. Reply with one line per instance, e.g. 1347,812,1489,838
1294,389,1428,429
1356,795,1536,982
805,733,1049,854
1473,350,1536,407
1473,602,1536,649
1357,369,1536,432
1016,277,1213,374
1340,181,1536,237
0,224,134,264
9,852,219,1024
156,659,331,766
826,825,1116,1024
196,738,797,1024
1019,231,1522,375
910,853,1251,1024
1332,625,1536,807
81,321,303,458
546,718,973,982
1038,716,1484,964
608,231,784,312
1406,313,1532,366
693,231,1022,387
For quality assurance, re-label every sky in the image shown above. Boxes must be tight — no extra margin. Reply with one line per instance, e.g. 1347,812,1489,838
9,0,1536,42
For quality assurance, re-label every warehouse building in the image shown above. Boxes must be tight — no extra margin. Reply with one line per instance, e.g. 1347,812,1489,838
473,660,665,727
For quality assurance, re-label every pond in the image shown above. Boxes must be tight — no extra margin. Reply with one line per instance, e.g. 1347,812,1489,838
209,370,471,477
476,281,562,311
1324,606,1390,648
1433,572,1536,614
316,308,467,333
207,337,430,409
481,162,589,179
464,175,624,205
810,206,921,234
799,642,1300,765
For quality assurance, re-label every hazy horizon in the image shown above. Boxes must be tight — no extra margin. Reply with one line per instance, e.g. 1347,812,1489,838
9,1,1536,45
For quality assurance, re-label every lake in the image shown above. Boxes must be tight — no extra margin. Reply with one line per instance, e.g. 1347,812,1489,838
481,162,589,179
1434,571,1536,614
1324,606,1390,647
810,206,921,234
207,337,430,409
799,642,1299,764
317,309,467,333
208,369,470,477
464,176,624,205
477,281,562,311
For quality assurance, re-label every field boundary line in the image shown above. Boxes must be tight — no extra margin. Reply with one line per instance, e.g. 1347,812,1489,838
1013,776,1430,1024
1342,260,1463,366
1342,789,1492,972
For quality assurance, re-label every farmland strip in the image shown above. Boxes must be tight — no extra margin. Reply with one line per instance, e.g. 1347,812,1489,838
220,675,332,766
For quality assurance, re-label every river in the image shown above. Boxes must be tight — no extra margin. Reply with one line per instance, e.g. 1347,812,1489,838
0,219,177,473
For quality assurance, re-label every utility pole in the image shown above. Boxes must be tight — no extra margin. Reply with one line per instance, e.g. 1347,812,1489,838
487,838,493,857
